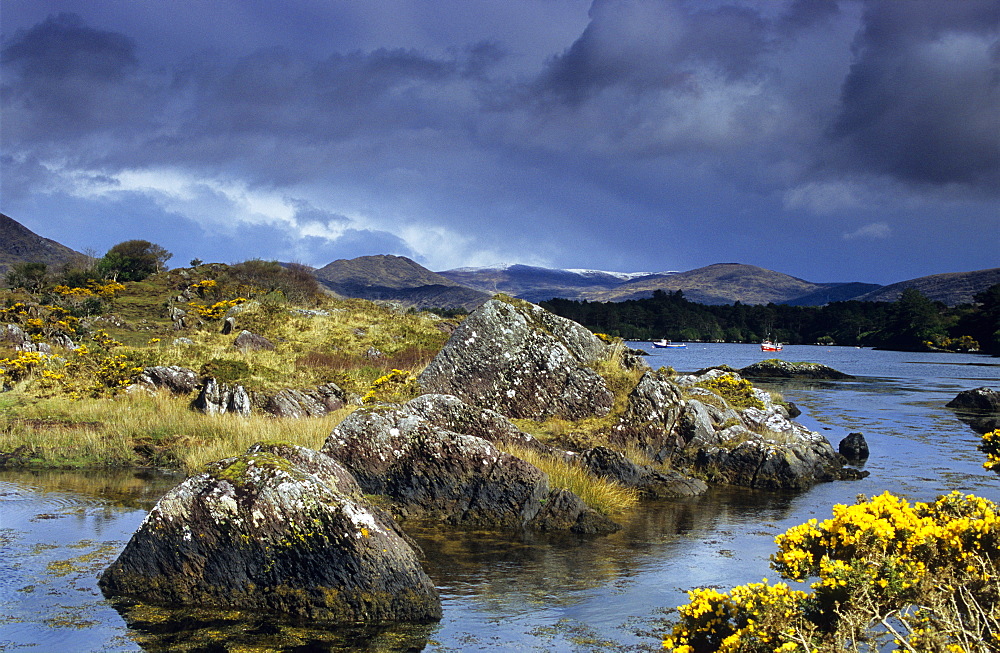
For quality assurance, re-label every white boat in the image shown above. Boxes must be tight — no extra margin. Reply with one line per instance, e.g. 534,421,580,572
761,340,783,351
652,339,686,349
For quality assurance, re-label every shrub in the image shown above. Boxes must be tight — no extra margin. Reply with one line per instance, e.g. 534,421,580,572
981,429,1000,471
695,374,765,411
664,491,1000,652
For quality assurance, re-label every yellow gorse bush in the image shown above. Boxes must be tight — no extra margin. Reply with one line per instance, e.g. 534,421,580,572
665,491,1000,652
1,302,80,337
981,429,1000,471
695,373,765,411
664,581,810,653
52,280,126,298
186,297,247,320
0,350,50,383
361,369,418,405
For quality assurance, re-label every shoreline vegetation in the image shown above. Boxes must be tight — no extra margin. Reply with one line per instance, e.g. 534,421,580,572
542,285,1000,355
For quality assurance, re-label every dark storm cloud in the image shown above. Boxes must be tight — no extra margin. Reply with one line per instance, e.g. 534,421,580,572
538,0,769,100
0,13,159,143
829,0,1000,190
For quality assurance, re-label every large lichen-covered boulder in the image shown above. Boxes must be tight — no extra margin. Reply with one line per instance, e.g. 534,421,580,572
321,402,619,534
417,297,614,420
609,370,686,460
98,443,442,624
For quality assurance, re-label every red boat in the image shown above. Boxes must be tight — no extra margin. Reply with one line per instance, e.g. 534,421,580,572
761,340,783,351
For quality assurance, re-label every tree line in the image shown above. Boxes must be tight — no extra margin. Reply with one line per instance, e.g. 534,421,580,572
541,285,1000,355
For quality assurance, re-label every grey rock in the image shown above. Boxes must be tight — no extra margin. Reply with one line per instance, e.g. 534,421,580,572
321,403,619,534
221,316,235,335
233,330,275,352
609,370,685,460
418,298,614,420
2,323,47,353
403,393,548,452
191,378,261,416
266,383,347,418
580,446,706,498
136,366,200,395
946,387,1000,412
98,444,441,623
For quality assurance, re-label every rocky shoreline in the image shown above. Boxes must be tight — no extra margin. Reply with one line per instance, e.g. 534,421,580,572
99,297,869,624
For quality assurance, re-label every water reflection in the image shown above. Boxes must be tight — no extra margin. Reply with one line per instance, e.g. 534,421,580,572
109,601,435,652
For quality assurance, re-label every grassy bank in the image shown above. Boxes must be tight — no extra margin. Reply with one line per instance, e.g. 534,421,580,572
0,390,350,472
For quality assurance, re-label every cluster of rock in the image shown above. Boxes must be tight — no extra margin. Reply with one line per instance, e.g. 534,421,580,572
132,364,350,418
2,323,74,353
102,295,868,626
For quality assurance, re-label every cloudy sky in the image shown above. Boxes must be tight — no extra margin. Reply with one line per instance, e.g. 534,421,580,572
2,0,997,284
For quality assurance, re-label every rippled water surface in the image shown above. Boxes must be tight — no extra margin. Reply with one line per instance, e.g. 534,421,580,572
1,345,998,651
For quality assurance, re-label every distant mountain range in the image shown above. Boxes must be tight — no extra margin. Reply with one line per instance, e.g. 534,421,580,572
440,262,884,306
1,213,997,310
0,213,83,275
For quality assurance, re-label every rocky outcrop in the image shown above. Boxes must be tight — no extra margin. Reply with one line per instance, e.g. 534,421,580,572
690,436,864,491
191,379,348,417
191,378,262,415
321,400,619,534
266,384,348,418
98,443,442,623
418,297,614,420
580,446,707,498
671,369,867,490
739,359,854,379
1,323,74,353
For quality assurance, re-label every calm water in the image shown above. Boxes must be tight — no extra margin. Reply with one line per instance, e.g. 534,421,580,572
1,345,998,652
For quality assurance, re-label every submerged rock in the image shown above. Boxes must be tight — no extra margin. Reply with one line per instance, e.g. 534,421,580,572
418,297,614,420
98,443,441,624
